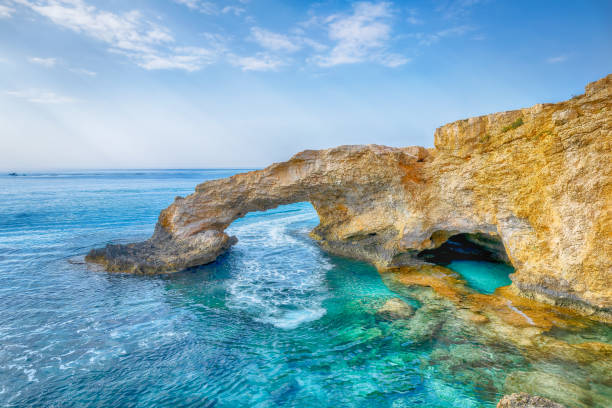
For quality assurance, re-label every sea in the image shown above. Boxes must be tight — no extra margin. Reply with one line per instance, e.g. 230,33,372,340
1,170,610,407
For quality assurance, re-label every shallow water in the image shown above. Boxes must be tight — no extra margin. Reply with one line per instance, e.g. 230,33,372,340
446,261,513,294
0,170,610,407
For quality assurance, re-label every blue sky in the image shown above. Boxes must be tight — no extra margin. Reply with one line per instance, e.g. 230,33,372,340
1,0,611,170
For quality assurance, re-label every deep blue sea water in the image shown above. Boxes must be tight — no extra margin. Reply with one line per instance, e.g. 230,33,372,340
0,170,609,408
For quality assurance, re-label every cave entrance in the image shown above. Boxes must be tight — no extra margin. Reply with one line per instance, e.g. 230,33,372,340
417,232,514,294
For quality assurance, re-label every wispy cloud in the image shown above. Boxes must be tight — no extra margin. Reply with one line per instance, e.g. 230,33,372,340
229,53,283,71
546,55,568,64
0,4,15,18
69,67,97,76
313,2,408,68
406,8,423,25
379,53,410,67
302,37,328,52
174,0,245,15
221,5,245,16
12,0,409,72
28,56,98,76
173,0,216,14
28,56,57,67
250,27,301,52
436,0,486,19
14,0,221,71
5,88,76,104
134,46,219,71
410,25,473,46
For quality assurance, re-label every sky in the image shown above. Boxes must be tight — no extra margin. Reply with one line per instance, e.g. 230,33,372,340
1,0,611,170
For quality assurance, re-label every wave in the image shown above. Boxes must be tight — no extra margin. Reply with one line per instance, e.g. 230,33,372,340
225,204,330,329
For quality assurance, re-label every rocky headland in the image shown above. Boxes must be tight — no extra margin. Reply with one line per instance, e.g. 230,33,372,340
87,74,611,320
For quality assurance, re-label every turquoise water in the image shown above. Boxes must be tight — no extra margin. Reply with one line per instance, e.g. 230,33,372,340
445,261,513,294
0,170,609,407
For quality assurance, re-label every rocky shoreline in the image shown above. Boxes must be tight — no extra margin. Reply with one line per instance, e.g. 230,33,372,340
87,74,611,320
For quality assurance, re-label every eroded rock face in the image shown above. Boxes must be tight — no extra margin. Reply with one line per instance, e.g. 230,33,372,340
86,74,612,318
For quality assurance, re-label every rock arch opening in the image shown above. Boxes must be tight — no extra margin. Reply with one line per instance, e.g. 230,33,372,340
417,232,511,266
221,202,330,329
226,201,321,243
416,232,514,294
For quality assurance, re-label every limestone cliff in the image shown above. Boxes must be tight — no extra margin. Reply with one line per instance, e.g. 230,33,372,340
87,74,612,318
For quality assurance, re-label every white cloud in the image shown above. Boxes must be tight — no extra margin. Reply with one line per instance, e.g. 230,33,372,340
313,2,407,68
221,6,245,15
12,0,408,73
436,0,485,19
28,56,99,76
302,38,328,52
410,25,473,46
406,9,423,25
229,53,283,71
547,55,568,64
14,0,174,51
0,4,15,18
28,56,57,67
250,27,300,52
379,53,410,67
5,89,75,104
136,47,218,71
173,0,216,14
14,0,220,71
174,0,200,9
174,0,245,15
70,67,97,76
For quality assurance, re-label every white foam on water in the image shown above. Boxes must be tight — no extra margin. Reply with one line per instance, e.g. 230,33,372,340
6,364,38,382
226,206,330,329
24,368,38,382
264,306,327,330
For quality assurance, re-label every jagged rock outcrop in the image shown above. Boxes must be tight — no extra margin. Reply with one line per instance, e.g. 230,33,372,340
87,74,611,318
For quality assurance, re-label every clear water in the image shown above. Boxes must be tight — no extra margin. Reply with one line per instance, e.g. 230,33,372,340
0,170,610,408
445,261,513,294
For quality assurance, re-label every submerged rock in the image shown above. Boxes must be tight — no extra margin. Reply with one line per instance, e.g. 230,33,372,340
394,304,448,345
376,298,414,320
497,393,566,408
87,74,612,319
504,371,610,408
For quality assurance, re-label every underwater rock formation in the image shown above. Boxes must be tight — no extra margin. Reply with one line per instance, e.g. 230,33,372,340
381,265,612,408
497,393,566,408
87,74,612,318
376,298,414,320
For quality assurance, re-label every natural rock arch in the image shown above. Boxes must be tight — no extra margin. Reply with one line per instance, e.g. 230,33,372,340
86,145,431,273
87,74,612,319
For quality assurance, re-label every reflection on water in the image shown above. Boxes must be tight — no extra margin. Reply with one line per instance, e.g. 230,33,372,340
0,170,610,408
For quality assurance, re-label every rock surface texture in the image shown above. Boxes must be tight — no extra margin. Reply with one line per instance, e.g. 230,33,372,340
497,393,566,408
87,74,612,318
